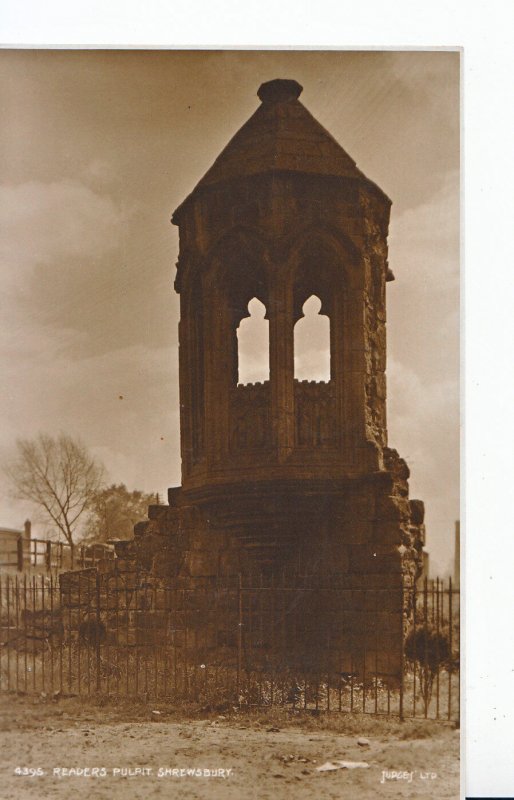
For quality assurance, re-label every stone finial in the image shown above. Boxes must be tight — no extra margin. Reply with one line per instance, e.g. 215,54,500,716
257,78,303,104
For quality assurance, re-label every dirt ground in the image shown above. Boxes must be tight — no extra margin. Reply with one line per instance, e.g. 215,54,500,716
0,694,459,800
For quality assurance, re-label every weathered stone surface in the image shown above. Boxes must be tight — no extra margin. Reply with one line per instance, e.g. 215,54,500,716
218,549,242,575
372,520,411,547
409,499,425,525
349,546,403,575
112,540,134,557
184,550,219,577
147,504,171,521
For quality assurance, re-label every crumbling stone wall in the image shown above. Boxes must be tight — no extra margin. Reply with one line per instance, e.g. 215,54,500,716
55,447,424,681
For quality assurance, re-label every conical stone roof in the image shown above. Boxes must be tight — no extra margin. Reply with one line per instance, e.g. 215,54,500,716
173,78,389,219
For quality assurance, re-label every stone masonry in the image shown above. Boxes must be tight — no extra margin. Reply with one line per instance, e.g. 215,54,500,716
62,79,425,681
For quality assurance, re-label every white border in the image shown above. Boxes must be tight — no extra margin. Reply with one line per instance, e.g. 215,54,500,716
1,2,514,796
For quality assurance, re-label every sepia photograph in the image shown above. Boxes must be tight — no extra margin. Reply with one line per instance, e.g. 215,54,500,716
0,49,460,799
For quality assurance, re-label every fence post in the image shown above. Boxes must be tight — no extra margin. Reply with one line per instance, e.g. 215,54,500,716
237,573,243,705
17,537,24,572
45,542,52,572
448,576,453,721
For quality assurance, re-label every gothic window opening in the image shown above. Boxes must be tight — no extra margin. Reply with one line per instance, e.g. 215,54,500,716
237,297,270,385
294,295,331,382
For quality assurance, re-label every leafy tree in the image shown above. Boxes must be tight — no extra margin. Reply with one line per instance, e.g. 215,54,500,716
4,433,105,552
84,483,158,543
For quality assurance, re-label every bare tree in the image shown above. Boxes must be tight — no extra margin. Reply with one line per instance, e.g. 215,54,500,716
4,433,105,552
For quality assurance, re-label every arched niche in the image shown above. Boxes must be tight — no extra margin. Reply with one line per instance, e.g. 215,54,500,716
183,269,205,464
207,229,270,386
291,238,342,323
291,237,343,383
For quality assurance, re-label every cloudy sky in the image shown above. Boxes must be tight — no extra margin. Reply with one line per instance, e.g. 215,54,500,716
0,49,459,574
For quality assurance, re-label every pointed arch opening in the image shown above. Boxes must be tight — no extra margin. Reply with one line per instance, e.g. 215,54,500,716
237,297,270,385
211,235,269,388
294,294,331,382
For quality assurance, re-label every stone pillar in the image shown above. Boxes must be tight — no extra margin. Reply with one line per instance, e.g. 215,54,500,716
269,272,294,458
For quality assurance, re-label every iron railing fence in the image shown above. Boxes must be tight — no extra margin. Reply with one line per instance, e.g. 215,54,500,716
0,572,459,720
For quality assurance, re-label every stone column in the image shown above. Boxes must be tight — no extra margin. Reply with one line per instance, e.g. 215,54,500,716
269,271,294,460
203,281,231,470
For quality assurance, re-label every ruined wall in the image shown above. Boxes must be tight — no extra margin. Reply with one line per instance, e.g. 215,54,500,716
360,188,391,453
110,449,424,680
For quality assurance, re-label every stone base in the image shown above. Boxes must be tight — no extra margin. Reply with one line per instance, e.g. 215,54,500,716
56,449,423,685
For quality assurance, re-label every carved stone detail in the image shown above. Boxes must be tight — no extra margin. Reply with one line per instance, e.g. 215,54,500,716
229,382,271,452
294,380,338,447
